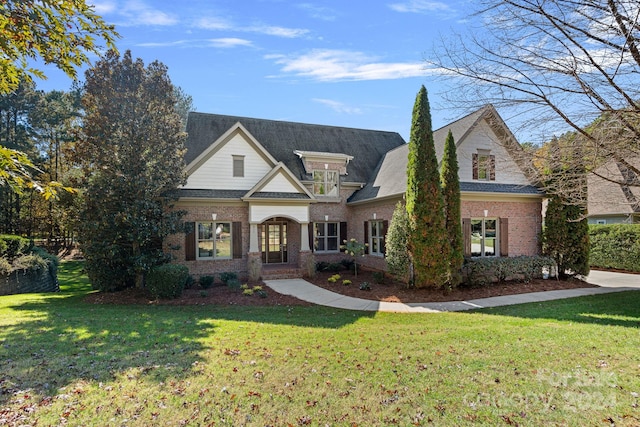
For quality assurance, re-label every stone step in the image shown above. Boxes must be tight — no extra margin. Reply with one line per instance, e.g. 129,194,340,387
261,267,302,280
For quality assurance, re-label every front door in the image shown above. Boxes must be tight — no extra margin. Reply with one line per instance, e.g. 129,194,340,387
261,220,288,264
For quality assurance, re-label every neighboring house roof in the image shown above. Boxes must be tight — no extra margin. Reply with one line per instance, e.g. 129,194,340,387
348,105,538,204
184,112,406,185
588,158,640,216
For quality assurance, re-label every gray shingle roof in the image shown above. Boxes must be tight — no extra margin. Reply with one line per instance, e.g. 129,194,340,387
172,189,248,199
185,112,406,185
459,182,543,195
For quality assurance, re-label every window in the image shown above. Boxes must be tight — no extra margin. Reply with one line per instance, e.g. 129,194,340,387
197,221,232,259
473,151,495,181
233,155,244,177
470,218,497,257
314,222,339,252
369,220,386,256
313,170,339,197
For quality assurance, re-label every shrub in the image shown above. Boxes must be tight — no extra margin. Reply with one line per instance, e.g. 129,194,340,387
184,275,196,289
243,288,254,296
219,271,238,284
226,278,241,290
146,264,189,299
13,254,50,273
327,274,341,283
372,271,385,284
342,279,352,286
0,235,30,260
0,257,12,275
359,282,371,291
340,258,354,271
463,256,557,286
199,275,215,289
256,289,268,298
200,290,208,298
589,224,640,272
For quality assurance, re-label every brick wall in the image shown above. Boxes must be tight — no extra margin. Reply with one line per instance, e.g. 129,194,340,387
461,200,542,256
166,204,250,281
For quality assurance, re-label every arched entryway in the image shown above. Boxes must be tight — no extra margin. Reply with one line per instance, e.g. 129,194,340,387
261,218,288,264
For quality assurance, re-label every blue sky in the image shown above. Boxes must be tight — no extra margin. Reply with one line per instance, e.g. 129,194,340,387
37,0,475,141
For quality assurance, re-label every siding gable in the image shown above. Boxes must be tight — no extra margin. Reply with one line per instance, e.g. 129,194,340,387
183,123,277,191
456,120,530,186
244,162,314,199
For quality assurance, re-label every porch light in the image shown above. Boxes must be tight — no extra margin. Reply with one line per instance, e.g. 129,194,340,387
324,163,328,169
324,215,329,221
373,213,377,219
212,213,217,220
483,209,488,218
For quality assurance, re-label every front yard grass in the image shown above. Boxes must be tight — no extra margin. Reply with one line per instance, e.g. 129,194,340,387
1,261,639,426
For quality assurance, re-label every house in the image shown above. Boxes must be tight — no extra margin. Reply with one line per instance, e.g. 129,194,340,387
166,105,544,280
587,158,640,224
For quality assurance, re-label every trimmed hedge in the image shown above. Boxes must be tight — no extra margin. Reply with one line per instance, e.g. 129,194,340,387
463,256,557,286
146,264,189,299
589,224,640,272
0,235,30,260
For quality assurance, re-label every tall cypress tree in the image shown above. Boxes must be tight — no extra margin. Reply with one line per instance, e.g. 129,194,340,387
440,130,463,286
406,85,449,288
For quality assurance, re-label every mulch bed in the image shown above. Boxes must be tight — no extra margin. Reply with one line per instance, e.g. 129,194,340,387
84,268,597,306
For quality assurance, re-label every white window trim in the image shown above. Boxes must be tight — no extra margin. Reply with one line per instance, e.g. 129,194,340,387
312,170,339,197
232,155,245,178
314,222,340,253
470,217,500,258
369,220,385,257
196,221,232,260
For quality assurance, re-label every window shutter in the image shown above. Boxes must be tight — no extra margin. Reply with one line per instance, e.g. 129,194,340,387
340,222,347,245
232,222,242,259
308,222,314,252
489,155,496,181
364,221,369,254
185,222,195,261
499,218,509,257
381,220,388,255
462,218,471,257
472,154,479,180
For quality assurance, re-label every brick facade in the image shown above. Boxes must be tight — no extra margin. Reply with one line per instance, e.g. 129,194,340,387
169,195,543,279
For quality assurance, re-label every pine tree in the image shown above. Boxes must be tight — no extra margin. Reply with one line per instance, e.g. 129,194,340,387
77,50,187,291
385,202,410,282
405,85,449,288
440,130,463,286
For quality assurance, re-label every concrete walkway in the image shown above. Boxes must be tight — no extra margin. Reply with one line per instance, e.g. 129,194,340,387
264,270,639,313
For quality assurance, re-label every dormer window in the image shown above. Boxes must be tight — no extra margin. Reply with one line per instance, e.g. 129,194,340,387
473,150,495,181
233,155,244,177
313,170,339,197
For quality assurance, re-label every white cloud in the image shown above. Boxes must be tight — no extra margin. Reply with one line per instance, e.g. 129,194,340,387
136,38,253,49
108,0,178,26
194,16,233,30
247,25,309,38
267,49,426,81
296,4,338,21
208,38,254,48
313,98,362,115
388,0,451,13
91,1,118,15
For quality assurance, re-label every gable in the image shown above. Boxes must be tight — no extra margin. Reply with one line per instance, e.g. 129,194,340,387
456,119,530,185
183,125,276,191
243,162,314,201
348,105,541,204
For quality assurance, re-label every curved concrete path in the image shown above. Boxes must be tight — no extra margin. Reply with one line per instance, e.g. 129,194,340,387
264,270,639,313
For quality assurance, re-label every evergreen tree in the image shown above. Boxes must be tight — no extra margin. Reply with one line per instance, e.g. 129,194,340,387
440,130,463,286
385,201,410,283
77,50,187,291
542,138,590,278
405,85,449,288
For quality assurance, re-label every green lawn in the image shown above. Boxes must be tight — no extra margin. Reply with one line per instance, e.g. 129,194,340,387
1,261,639,426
